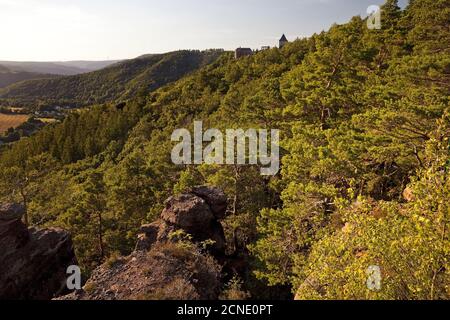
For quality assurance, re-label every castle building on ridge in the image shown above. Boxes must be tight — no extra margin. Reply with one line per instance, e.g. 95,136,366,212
235,47,253,59
235,34,289,59
279,34,289,48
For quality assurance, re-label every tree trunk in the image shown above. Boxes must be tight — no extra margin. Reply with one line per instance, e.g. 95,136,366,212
232,165,240,253
98,212,105,260
20,189,28,226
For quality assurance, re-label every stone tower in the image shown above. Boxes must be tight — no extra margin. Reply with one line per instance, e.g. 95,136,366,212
279,34,288,49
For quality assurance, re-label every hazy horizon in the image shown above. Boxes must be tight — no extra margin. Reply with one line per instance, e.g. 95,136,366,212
2,0,408,62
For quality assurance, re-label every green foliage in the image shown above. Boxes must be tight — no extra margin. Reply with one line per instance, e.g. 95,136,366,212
295,119,449,299
0,1,448,300
220,276,251,300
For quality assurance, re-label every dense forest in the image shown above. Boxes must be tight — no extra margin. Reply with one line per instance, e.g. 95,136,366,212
0,50,223,110
0,0,449,300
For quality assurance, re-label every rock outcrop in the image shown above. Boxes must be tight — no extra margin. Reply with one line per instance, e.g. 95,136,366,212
59,186,228,300
59,244,222,300
0,203,77,300
136,186,227,256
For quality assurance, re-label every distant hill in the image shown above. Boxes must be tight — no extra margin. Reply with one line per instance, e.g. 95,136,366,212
0,50,224,109
0,65,59,89
55,60,122,72
0,60,120,76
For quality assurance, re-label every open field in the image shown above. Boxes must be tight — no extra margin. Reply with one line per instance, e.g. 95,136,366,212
36,117,58,123
0,113,29,133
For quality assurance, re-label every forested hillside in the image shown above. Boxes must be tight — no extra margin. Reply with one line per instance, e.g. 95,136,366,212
0,50,224,109
0,0,448,300
0,65,58,89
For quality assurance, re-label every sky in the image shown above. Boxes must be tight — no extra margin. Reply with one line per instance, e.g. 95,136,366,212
0,0,409,62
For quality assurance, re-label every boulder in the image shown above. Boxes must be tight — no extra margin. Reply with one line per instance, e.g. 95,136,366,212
137,187,227,255
161,194,215,234
0,203,26,221
135,221,161,252
190,186,228,219
0,203,77,300
0,203,30,259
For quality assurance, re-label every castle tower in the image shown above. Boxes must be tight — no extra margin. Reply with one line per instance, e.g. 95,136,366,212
279,34,288,49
